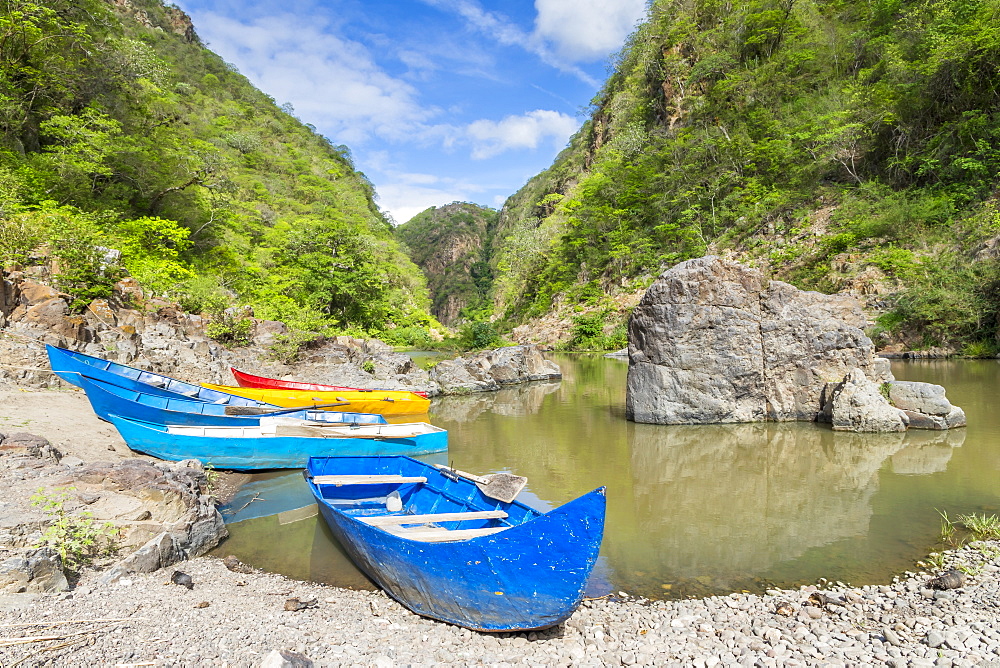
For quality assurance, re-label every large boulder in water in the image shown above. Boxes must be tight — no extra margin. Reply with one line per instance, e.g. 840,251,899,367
626,256,893,425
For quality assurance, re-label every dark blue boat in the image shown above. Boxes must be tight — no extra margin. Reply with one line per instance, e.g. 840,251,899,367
46,344,265,406
108,415,448,470
77,375,388,427
306,455,606,631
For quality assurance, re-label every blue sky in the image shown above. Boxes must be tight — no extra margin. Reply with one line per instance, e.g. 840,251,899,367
172,0,649,223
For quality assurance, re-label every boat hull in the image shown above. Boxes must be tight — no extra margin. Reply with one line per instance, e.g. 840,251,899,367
231,367,429,398
46,345,264,406
201,383,431,417
307,456,606,631
109,416,447,470
79,376,387,427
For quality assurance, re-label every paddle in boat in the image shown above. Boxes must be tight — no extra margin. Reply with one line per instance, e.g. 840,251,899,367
108,415,448,470
77,375,388,427
305,455,606,632
231,367,429,398
46,345,266,407
200,382,431,418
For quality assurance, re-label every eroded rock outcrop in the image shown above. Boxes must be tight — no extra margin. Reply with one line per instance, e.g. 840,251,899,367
627,256,890,425
429,345,561,394
819,369,907,433
0,270,557,398
888,380,967,430
0,436,226,592
626,256,963,432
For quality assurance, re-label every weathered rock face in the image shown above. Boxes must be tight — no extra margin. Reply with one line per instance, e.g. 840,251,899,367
0,437,226,592
429,345,561,394
0,548,68,593
0,270,558,398
626,256,892,425
819,369,907,433
888,381,967,430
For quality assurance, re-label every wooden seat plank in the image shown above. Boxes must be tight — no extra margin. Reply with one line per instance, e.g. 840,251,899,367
360,510,508,527
384,526,509,542
311,475,427,485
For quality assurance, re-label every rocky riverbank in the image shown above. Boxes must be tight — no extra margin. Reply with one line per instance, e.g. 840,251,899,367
0,269,560,398
0,540,998,666
2,389,1000,666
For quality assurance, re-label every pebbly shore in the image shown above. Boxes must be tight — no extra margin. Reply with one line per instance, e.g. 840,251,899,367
0,541,998,667
2,390,1000,666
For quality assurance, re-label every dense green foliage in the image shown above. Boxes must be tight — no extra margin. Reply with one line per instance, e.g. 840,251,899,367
0,0,435,343
493,0,1000,351
395,202,498,325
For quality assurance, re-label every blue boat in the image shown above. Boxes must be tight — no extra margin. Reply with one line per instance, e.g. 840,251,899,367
306,455,606,632
46,345,265,406
77,375,388,427
108,415,448,470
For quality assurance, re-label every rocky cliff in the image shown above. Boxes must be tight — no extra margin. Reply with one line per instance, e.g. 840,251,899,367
626,256,964,432
395,203,497,326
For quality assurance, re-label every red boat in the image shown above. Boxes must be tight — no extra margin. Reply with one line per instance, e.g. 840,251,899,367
231,368,429,398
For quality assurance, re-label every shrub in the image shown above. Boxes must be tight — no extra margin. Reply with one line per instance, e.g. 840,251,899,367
206,307,253,346
458,321,503,350
31,487,119,573
0,210,45,265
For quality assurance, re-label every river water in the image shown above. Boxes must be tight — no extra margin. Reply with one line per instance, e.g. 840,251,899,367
213,355,1000,600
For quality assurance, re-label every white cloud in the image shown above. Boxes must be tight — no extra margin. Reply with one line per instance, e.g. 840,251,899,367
420,0,599,84
422,0,647,75
378,175,483,224
190,11,438,144
534,0,648,62
466,110,578,160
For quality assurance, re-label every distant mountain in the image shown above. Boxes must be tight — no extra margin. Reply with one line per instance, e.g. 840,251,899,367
490,0,1000,353
0,0,433,344
395,203,497,326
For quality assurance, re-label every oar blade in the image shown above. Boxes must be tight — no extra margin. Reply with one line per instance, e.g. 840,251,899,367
476,473,527,503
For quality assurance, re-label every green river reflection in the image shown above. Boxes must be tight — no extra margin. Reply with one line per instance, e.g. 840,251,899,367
214,355,1000,600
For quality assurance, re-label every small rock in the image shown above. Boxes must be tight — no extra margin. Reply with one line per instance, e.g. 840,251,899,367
926,568,966,590
224,555,254,574
260,649,314,668
804,606,823,619
883,627,902,646
171,571,193,590
925,630,945,648
284,597,317,612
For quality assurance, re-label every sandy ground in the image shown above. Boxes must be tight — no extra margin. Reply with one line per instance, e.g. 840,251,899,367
0,386,131,462
0,385,250,502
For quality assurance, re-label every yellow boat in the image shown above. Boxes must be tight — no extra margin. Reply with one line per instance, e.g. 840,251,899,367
200,383,432,418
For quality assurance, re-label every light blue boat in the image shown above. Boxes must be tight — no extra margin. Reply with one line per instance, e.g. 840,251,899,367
108,415,448,470
77,375,387,427
46,344,266,406
307,455,606,632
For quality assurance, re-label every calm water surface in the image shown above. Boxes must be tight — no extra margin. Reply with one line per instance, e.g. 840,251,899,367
213,355,1000,599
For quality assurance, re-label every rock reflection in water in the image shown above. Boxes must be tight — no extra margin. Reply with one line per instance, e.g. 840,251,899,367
430,380,561,421
890,429,966,475
613,422,963,595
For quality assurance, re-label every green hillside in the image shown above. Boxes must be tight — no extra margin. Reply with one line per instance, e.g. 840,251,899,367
0,0,434,345
492,0,1000,354
395,202,497,326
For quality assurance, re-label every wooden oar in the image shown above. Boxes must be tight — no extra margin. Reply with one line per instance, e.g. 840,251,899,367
434,464,527,503
223,402,349,415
